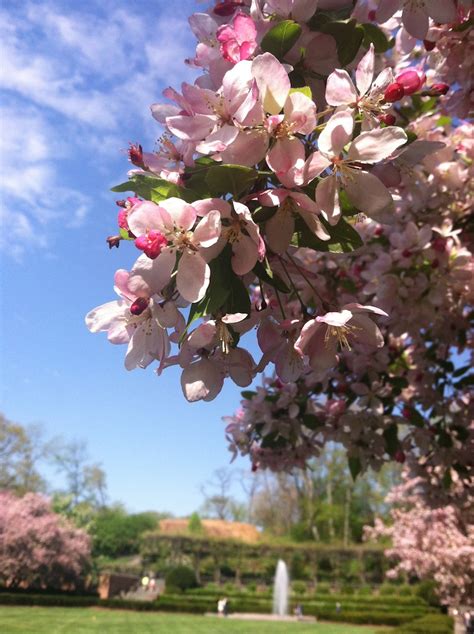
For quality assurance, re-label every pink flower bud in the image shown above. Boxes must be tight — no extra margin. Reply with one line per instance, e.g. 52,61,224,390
396,70,424,95
135,230,168,259
402,249,412,258
384,82,405,103
117,209,129,230
431,82,449,95
130,297,150,316
379,113,396,125
368,10,376,20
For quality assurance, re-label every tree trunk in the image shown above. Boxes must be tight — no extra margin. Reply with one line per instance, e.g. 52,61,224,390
326,478,335,541
343,485,352,547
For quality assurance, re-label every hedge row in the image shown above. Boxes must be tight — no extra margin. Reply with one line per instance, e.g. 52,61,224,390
379,614,454,634
166,593,432,615
184,587,428,607
0,593,434,627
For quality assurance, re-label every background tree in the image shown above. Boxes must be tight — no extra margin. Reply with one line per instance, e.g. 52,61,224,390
0,414,48,494
0,491,91,590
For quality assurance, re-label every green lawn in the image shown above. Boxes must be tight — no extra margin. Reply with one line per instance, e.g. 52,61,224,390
0,607,390,633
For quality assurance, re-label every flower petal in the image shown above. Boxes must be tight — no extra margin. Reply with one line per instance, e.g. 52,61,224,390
316,174,341,225
177,251,210,303
193,209,221,247
266,206,295,253
251,52,290,115
402,4,429,39
355,44,374,97
427,0,457,23
326,69,358,106
127,201,164,237
318,109,354,157
348,127,407,163
342,168,394,217
232,234,258,275
130,249,176,296
181,359,224,402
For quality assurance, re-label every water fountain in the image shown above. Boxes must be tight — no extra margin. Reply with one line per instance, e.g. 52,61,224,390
272,559,289,616
206,557,315,622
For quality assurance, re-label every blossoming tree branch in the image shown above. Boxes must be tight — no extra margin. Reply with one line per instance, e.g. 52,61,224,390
87,1,473,498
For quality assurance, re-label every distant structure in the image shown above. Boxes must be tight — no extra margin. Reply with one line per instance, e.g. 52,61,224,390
158,518,260,543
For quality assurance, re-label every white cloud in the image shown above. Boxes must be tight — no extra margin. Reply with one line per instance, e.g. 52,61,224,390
0,0,199,257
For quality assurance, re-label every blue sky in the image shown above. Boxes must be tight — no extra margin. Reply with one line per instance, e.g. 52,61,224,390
0,0,253,515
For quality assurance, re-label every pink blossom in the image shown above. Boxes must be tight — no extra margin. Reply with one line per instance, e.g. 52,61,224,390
255,188,329,253
376,0,458,39
310,110,407,223
128,198,221,303
294,304,388,372
0,492,91,590
194,198,263,276
325,44,395,129
85,265,180,370
216,12,258,63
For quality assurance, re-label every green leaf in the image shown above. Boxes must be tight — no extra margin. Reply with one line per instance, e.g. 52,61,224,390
260,20,302,60
111,175,161,199
224,275,251,316
241,390,257,400
383,424,399,457
361,23,392,53
454,374,474,389
404,407,425,428
348,456,362,481
253,260,290,294
119,228,133,241
321,20,364,66
302,414,322,430
111,175,198,203
205,164,258,197
289,86,312,100
252,206,278,223
452,364,470,378
187,248,233,326
325,217,364,253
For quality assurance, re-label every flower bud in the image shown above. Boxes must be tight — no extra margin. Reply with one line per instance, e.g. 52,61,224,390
128,143,145,168
396,70,424,95
117,209,129,230
213,0,243,16
383,82,405,103
423,39,436,51
368,10,376,21
431,82,449,95
135,230,167,259
106,235,121,249
379,113,396,125
432,236,447,253
395,449,406,464
130,297,149,316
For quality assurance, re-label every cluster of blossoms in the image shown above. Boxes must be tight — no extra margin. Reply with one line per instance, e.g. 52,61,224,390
88,1,473,500
0,492,91,590
365,472,474,608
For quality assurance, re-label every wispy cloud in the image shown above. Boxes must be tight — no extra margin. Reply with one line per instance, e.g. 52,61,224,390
0,0,198,257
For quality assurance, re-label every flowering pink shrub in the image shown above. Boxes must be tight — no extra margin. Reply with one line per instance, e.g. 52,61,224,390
87,2,473,497
0,491,91,590
365,473,474,608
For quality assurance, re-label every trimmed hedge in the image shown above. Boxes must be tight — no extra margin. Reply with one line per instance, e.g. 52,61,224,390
380,614,454,634
0,592,437,628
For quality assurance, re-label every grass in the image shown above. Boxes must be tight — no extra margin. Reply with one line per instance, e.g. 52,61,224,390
0,607,390,633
